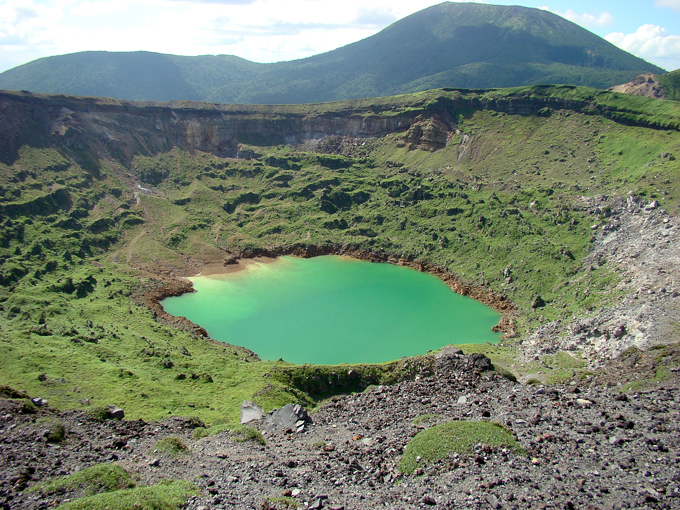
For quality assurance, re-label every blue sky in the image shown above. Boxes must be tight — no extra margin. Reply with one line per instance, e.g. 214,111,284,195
0,0,678,74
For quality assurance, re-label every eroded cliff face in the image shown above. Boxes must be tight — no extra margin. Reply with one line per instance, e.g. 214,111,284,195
0,91,427,164
2,88,671,167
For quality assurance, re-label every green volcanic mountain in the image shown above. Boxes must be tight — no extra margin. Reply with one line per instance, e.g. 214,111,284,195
0,2,664,103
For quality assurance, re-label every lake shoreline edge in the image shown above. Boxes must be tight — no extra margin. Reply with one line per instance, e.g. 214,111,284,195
145,245,517,339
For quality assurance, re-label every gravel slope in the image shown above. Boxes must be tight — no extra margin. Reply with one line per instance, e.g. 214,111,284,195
2,346,679,510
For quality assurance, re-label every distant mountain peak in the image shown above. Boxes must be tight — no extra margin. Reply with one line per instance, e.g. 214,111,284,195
0,2,665,104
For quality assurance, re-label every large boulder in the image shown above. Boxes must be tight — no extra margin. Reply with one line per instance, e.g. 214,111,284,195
240,400,265,424
435,346,493,378
265,404,312,433
107,404,125,420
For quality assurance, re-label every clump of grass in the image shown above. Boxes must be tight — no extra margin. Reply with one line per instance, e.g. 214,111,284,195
192,427,209,439
412,413,441,426
155,436,190,457
194,420,267,442
37,417,66,443
264,496,300,508
399,420,521,473
494,365,517,382
309,440,326,450
231,424,266,445
84,406,113,422
55,479,198,510
19,398,37,414
30,464,135,496
0,385,30,398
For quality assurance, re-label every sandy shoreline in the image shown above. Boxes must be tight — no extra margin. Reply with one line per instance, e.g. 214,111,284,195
195,256,277,276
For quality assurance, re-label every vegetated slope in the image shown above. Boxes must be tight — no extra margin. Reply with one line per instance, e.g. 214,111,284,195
0,86,679,425
658,69,680,100
0,2,664,103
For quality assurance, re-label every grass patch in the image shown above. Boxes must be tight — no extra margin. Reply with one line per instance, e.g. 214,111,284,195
154,436,190,457
231,424,266,445
36,417,66,443
191,422,264,444
30,464,135,496
55,479,198,510
412,413,441,426
264,496,300,508
399,420,522,474
84,406,116,422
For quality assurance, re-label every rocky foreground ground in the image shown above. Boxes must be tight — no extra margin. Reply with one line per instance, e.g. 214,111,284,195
2,345,679,510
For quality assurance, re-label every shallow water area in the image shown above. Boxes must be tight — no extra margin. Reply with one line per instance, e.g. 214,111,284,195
162,255,501,365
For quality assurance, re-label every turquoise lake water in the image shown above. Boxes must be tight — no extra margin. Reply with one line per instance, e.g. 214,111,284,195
161,255,500,365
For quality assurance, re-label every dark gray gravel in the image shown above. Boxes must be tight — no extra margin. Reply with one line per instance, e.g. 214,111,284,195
2,347,679,510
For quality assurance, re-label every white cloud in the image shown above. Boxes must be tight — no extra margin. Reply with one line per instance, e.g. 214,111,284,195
70,0,129,17
606,25,680,71
0,0,496,72
553,9,615,28
655,0,680,13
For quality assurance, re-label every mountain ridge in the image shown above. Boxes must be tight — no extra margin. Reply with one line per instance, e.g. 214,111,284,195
0,2,665,104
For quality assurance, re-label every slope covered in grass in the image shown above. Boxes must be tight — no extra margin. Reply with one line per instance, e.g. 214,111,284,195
0,85,678,422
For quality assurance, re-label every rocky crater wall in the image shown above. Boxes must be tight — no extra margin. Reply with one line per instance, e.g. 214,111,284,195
2,88,675,166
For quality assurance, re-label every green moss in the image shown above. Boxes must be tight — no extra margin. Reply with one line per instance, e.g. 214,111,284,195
231,425,266,445
55,480,198,510
192,427,209,439
265,496,301,508
84,406,114,422
19,399,38,414
36,417,66,443
30,464,135,496
155,436,190,457
399,420,522,473
412,413,442,425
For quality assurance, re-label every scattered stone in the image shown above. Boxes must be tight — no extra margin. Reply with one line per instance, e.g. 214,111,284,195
309,498,324,510
107,405,125,419
531,295,546,309
486,493,503,509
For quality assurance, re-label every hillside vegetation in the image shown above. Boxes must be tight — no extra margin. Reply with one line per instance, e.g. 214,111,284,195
658,69,680,100
0,85,679,425
0,2,664,104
